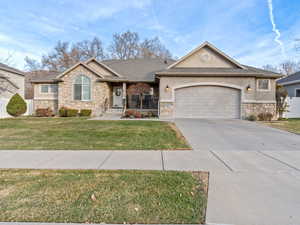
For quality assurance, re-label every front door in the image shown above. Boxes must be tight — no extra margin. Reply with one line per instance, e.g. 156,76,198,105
113,86,123,108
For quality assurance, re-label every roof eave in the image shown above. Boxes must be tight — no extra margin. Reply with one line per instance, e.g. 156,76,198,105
30,79,60,84
156,72,281,78
277,80,300,86
0,66,25,76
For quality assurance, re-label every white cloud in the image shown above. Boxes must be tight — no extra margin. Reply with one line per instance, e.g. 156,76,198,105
267,0,286,58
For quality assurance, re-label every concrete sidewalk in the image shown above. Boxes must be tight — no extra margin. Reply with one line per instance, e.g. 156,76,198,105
1,149,300,225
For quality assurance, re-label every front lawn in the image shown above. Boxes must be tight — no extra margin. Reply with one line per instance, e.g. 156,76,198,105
0,117,190,150
0,169,208,224
263,118,300,134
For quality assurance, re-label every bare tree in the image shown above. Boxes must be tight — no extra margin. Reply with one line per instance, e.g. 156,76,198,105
109,31,140,60
0,52,15,66
278,60,300,75
262,64,279,73
276,85,288,119
75,37,106,60
25,38,106,72
139,37,172,59
24,56,43,71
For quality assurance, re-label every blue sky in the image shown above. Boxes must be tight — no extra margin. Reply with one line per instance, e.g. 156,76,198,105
0,0,299,70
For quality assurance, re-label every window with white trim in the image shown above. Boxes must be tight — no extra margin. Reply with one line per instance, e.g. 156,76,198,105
74,75,91,101
296,89,300,97
257,79,270,91
41,84,58,93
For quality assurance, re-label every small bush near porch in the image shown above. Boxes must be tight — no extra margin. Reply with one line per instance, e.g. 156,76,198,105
0,117,190,150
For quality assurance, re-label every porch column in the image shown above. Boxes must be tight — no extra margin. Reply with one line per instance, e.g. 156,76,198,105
122,82,127,109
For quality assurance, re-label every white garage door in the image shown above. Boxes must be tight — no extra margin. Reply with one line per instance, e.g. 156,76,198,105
175,85,241,119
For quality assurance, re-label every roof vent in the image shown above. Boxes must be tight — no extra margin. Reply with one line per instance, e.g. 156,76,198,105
164,59,168,64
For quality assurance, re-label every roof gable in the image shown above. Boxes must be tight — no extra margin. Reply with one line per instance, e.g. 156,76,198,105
168,41,245,69
85,58,122,77
56,62,104,79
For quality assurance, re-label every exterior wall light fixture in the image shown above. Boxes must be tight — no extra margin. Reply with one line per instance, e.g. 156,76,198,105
246,85,252,91
165,85,171,92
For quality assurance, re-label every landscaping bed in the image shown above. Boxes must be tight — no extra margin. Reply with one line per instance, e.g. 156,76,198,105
263,118,300,134
0,169,208,224
0,117,190,150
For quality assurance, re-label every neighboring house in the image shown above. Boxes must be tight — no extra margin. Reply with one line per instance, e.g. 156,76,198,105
0,63,25,100
31,41,282,119
277,71,300,97
25,70,60,100
277,71,300,118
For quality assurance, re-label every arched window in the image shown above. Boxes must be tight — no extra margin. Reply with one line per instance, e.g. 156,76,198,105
74,75,91,101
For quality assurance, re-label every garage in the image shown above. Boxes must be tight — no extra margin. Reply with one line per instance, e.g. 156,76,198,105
174,85,241,119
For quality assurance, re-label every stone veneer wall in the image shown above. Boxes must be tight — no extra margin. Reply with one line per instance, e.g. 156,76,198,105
241,103,276,119
160,102,277,119
33,99,58,114
159,102,174,118
58,65,110,117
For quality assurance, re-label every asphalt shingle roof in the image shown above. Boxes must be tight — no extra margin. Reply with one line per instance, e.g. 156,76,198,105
28,70,60,83
277,71,300,85
29,58,283,83
101,58,175,82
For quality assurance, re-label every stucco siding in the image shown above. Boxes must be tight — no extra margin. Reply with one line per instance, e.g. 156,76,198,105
174,46,237,68
0,69,24,99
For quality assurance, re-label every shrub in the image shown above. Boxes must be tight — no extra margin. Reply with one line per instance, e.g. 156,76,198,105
79,109,92,117
6,93,27,117
124,110,136,118
135,111,142,118
124,110,142,118
66,109,78,117
247,114,257,121
257,112,273,121
35,108,53,117
59,107,68,117
59,107,78,117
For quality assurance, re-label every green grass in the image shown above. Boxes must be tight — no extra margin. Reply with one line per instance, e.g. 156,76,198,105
264,118,300,134
0,117,190,150
0,169,208,224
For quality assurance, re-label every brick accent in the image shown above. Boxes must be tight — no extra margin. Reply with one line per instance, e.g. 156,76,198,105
58,65,110,116
34,99,58,114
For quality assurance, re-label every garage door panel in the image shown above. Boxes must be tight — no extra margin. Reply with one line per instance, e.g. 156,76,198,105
175,86,241,119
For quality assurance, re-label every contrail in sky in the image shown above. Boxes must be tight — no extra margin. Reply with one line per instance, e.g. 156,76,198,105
267,0,286,58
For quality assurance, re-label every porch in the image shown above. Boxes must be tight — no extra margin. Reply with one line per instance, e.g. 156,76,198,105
108,82,159,116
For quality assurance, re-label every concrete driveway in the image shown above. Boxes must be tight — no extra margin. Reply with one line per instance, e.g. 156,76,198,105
174,119,300,225
175,119,300,151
